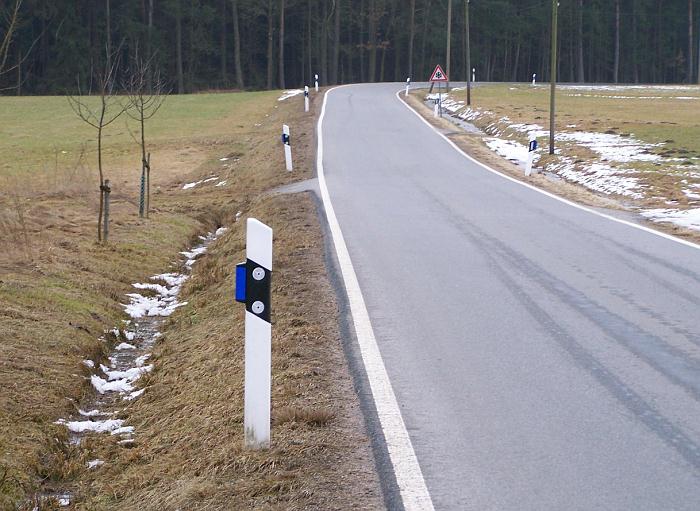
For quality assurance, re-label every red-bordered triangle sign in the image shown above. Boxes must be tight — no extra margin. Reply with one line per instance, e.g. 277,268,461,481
430,64,448,82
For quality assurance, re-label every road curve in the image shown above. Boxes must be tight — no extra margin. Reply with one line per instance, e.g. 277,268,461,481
320,83,700,510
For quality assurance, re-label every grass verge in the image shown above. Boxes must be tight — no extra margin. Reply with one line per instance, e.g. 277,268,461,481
0,89,382,509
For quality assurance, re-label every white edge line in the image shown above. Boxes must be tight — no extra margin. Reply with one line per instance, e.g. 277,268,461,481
317,86,436,511
396,89,700,252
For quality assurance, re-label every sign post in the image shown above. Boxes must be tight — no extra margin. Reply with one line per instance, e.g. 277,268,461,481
429,64,449,118
525,133,538,176
304,85,309,112
314,74,319,92
236,219,273,449
282,124,292,171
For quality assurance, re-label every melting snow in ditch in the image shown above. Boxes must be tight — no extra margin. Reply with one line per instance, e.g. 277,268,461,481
55,227,229,463
278,89,304,101
182,176,227,190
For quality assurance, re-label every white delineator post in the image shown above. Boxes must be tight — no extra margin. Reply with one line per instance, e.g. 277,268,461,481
242,218,273,449
525,132,538,176
472,67,476,83
314,74,319,92
282,124,292,171
532,73,537,85
433,99,439,118
405,77,411,97
304,85,309,112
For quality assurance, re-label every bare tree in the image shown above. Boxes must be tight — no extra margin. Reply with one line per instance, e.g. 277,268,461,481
231,0,244,88
0,0,21,79
67,48,128,242
126,49,168,219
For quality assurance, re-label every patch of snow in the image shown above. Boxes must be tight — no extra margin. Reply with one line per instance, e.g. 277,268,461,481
182,180,201,190
124,331,136,341
180,246,207,260
278,89,304,101
215,226,228,237
101,364,153,382
215,180,228,187
125,388,145,401
641,208,700,231
557,131,661,163
135,354,151,366
82,359,95,369
78,409,103,417
111,426,135,436
87,459,105,469
484,138,539,168
219,157,229,161
91,375,134,394
115,342,136,351
550,159,644,199
62,418,125,434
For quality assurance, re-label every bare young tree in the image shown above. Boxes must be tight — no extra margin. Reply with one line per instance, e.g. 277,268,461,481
0,0,21,77
67,48,128,242
125,49,168,219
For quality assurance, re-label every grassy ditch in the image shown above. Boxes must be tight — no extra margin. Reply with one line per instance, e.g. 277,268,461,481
0,89,381,509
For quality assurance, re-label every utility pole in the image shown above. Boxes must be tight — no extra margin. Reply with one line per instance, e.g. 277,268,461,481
446,0,452,91
549,0,558,155
465,0,471,105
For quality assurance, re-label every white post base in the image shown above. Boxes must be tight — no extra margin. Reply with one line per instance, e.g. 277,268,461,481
244,311,271,449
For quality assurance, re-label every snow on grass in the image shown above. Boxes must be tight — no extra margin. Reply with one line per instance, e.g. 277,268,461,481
550,159,645,199
115,342,136,350
78,409,103,417
82,359,95,369
100,364,153,382
215,180,228,187
91,375,134,394
125,388,145,401
182,176,218,190
557,131,661,163
485,138,538,168
87,459,105,469
278,89,303,101
641,208,700,231
60,418,125,434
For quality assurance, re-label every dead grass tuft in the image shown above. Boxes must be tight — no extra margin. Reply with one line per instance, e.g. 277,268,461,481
274,406,335,427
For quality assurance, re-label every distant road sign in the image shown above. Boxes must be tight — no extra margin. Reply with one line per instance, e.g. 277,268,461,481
429,64,448,82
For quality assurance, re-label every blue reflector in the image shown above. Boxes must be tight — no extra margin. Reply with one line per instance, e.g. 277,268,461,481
235,262,246,303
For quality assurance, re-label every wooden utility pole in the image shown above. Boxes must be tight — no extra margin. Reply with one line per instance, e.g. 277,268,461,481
446,0,452,90
465,0,471,105
549,0,558,155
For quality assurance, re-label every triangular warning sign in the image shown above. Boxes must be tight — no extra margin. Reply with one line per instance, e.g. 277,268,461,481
429,64,448,82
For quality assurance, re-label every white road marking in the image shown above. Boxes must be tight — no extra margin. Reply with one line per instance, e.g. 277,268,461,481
317,87,436,511
397,89,700,252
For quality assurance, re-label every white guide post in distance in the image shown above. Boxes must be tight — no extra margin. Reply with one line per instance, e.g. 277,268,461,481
405,77,411,97
282,124,293,171
472,67,476,83
532,73,537,85
304,85,309,112
314,73,319,92
242,218,273,449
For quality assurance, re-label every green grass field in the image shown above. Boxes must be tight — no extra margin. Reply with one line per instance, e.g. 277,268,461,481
0,91,277,179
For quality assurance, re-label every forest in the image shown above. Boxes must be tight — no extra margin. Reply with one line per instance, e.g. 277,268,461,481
1,0,699,95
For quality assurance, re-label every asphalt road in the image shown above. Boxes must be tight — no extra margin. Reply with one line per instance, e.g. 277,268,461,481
320,83,700,510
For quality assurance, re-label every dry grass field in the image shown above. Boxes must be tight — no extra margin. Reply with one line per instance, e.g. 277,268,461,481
410,83,700,242
0,90,381,510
